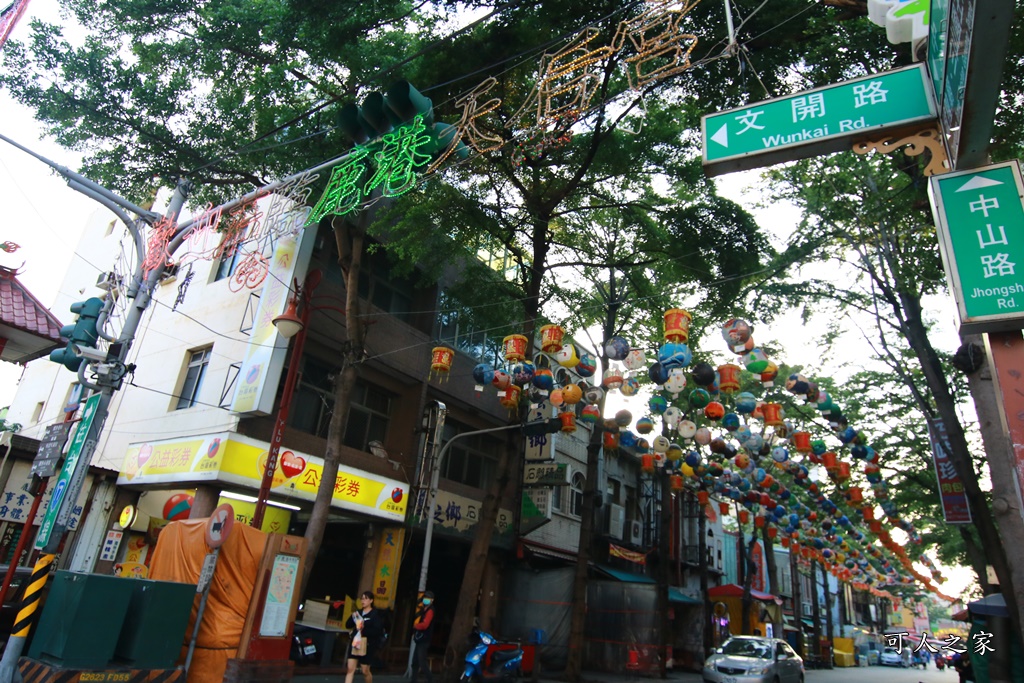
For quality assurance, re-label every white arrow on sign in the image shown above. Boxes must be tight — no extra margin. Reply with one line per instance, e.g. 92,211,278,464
956,176,1004,192
710,123,729,148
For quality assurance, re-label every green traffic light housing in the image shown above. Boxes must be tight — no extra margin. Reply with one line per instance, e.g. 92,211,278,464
338,80,435,146
49,297,105,372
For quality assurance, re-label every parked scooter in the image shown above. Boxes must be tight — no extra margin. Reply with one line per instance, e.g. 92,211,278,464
935,653,946,671
290,623,319,665
461,630,523,683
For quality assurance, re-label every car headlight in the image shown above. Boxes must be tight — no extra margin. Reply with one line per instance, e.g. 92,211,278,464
747,662,773,675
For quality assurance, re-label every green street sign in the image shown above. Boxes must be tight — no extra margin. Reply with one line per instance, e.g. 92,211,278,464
35,393,101,551
702,64,936,176
929,160,1024,334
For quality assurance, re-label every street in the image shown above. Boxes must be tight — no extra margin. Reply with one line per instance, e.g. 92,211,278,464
801,664,957,682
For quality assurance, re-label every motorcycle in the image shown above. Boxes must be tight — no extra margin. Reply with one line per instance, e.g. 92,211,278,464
290,623,320,665
935,654,946,671
461,630,523,683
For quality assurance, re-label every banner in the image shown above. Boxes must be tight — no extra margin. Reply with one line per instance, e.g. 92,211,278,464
371,527,404,609
927,418,972,523
0,0,32,51
609,542,646,565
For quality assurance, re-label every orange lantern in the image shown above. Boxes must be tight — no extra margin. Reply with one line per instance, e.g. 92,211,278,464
791,431,812,453
697,491,710,506
670,474,684,491
754,515,766,528
781,536,790,547
663,308,693,343
561,383,583,405
717,363,742,393
719,502,730,516
822,451,838,472
738,509,750,524
760,402,784,427
499,385,521,410
767,526,778,539
539,324,565,353
641,454,656,473
837,461,851,482
758,474,775,489
862,506,874,521
502,334,529,362
848,487,864,504
869,521,882,533
603,431,620,451
559,412,577,433
430,346,455,381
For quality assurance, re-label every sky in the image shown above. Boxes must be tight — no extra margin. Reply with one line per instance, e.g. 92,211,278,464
0,1,978,599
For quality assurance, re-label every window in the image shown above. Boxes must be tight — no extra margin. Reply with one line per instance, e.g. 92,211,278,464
358,248,415,321
440,421,500,489
214,246,243,282
290,357,336,439
342,382,393,452
176,347,212,409
570,472,585,517
551,483,563,511
30,402,44,424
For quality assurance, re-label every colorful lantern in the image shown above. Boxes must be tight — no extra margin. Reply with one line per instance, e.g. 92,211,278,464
614,410,633,429
691,362,716,386
677,420,697,440
554,343,580,368
742,348,770,374
584,385,604,404
688,388,711,409
663,406,682,431
694,427,712,445
603,431,620,451
472,363,495,388
636,417,655,434
539,324,565,353
664,367,687,397
623,348,647,371
704,401,725,421
648,362,669,385
576,353,597,377
664,308,693,343
649,395,668,414
499,385,521,410
562,383,583,405
652,435,671,454
492,370,511,391
658,342,692,369
760,361,779,387
604,336,630,361
502,334,529,362
721,318,752,351
697,490,710,506
580,404,601,423
734,391,757,414
532,367,554,392
549,389,564,406
602,367,624,390
670,474,684,491
791,431,811,453
667,443,683,461
430,346,455,381
717,363,741,393
559,412,577,433
641,454,656,473
620,376,641,396
511,361,535,386
760,402,784,427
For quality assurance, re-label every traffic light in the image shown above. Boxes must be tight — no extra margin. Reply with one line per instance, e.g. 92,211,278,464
337,80,467,161
49,297,104,371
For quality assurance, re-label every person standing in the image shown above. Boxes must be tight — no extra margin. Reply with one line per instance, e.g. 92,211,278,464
346,591,385,683
411,591,436,683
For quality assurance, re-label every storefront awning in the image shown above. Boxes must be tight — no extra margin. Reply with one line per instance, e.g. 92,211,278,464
669,587,701,605
596,565,655,583
708,583,783,604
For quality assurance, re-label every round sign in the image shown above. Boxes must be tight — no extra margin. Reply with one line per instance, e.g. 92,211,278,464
118,505,137,530
205,503,235,549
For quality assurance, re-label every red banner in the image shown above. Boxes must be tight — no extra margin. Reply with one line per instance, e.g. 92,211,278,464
928,418,972,524
0,0,33,51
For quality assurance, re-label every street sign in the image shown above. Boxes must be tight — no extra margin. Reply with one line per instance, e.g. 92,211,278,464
523,462,569,488
31,423,71,478
35,393,101,551
927,418,971,524
197,551,218,593
928,160,1024,334
702,64,936,176
205,503,235,549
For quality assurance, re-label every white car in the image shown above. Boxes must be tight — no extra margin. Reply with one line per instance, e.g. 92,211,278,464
703,636,805,683
879,647,907,667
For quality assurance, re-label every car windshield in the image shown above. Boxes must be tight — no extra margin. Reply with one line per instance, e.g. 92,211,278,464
721,639,772,659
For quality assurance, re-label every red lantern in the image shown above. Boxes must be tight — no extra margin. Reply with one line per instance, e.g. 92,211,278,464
781,537,790,547
641,454,655,473
559,412,577,433
717,363,741,393
697,491,710,506
848,487,864,503
754,515,766,528
499,385,521,410
869,521,882,533
837,462,851,482
738,509,750,524
663,308,693,343
767,526,778,539
604,431,620,451
502,334,529,362
862,506,874,521
761,402,784,427
430,346,455,381
538,324,565,353
791,431,811,453
719,502,731,516
670,474,684,491
822,451,838,471
704,401,725,421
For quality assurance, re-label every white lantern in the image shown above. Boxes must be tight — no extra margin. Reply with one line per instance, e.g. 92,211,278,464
677,419,697,440
623,348,647,371
662,406,682,431
663,367,687,398
652,435,671,454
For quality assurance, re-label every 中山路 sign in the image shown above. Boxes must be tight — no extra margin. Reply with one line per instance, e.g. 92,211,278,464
118,432,408,521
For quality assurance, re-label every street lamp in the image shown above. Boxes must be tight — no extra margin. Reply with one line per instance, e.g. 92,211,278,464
253,268,345,529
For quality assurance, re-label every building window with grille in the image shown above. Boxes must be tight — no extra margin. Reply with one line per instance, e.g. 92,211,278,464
342,382,393,452
176,347,212,409
440,421,500,489
290,357,336,439
570,472,585,517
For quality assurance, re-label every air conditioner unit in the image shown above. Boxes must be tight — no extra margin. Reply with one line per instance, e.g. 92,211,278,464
628,520,643,545
96,271,119,291
802,603,813,617
607,504,625,540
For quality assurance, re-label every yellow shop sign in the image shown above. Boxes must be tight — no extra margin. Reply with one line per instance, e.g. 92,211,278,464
118,432,408,521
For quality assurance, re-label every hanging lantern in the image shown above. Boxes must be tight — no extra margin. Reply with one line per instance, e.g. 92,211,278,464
717,363,742,393
539,324,565,353
677,419,697,440
472,363,495,389
499,385,521,411
837,462,851,482
623,349,647,372
554,343,580,368
760,402,785,427
576,353,597,378
719,501,731,515
721,318,752,352
559,412,577,433
704,401,725,421
822,452,838,472
620,376,641,396
697,491,710,506
754,515,766,528
742,348,770,374
580,404,601,424
502,334,529,362
664,367,687,398
641,454,656,473
664,308,693,343
562,383,583,405
767,526,778,539
602,367,625,390
670,474,684,491
666,443,683,461
603,431,620,451
862,506,874,521
549,389,564,406
848,487,864,504
760,361,779,387
738,509,750,524
532,367,554,392
430,346,455,381
636,417,656,434
604,336,631,361
781,536,790,547
584,385,604,405
791,431,812,453
658,342,693,370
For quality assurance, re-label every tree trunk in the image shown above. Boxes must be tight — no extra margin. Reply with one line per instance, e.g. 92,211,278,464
821,562,833,654
301,214,368,594
791,549,803,657
699,497,711,658
658,473,672,677
761,525,781,637
445,440,519,676
810,560,821,661
741,528,756,636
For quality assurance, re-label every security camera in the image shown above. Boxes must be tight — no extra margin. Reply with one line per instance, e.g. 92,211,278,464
71,344,109,362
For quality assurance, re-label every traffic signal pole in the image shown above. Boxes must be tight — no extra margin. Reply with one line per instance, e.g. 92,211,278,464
0,135,191,681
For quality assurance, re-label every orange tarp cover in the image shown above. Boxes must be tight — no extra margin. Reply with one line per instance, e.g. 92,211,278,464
149,518,266,683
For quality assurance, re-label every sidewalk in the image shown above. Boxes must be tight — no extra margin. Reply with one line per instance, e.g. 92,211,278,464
292,668,706,683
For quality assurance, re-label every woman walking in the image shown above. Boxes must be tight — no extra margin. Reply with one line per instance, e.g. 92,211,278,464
346,591,385,683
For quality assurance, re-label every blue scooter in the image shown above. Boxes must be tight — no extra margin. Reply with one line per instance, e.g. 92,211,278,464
461,630,523,683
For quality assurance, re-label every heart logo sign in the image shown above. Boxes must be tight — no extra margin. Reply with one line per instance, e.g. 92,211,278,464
280,451,306,479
